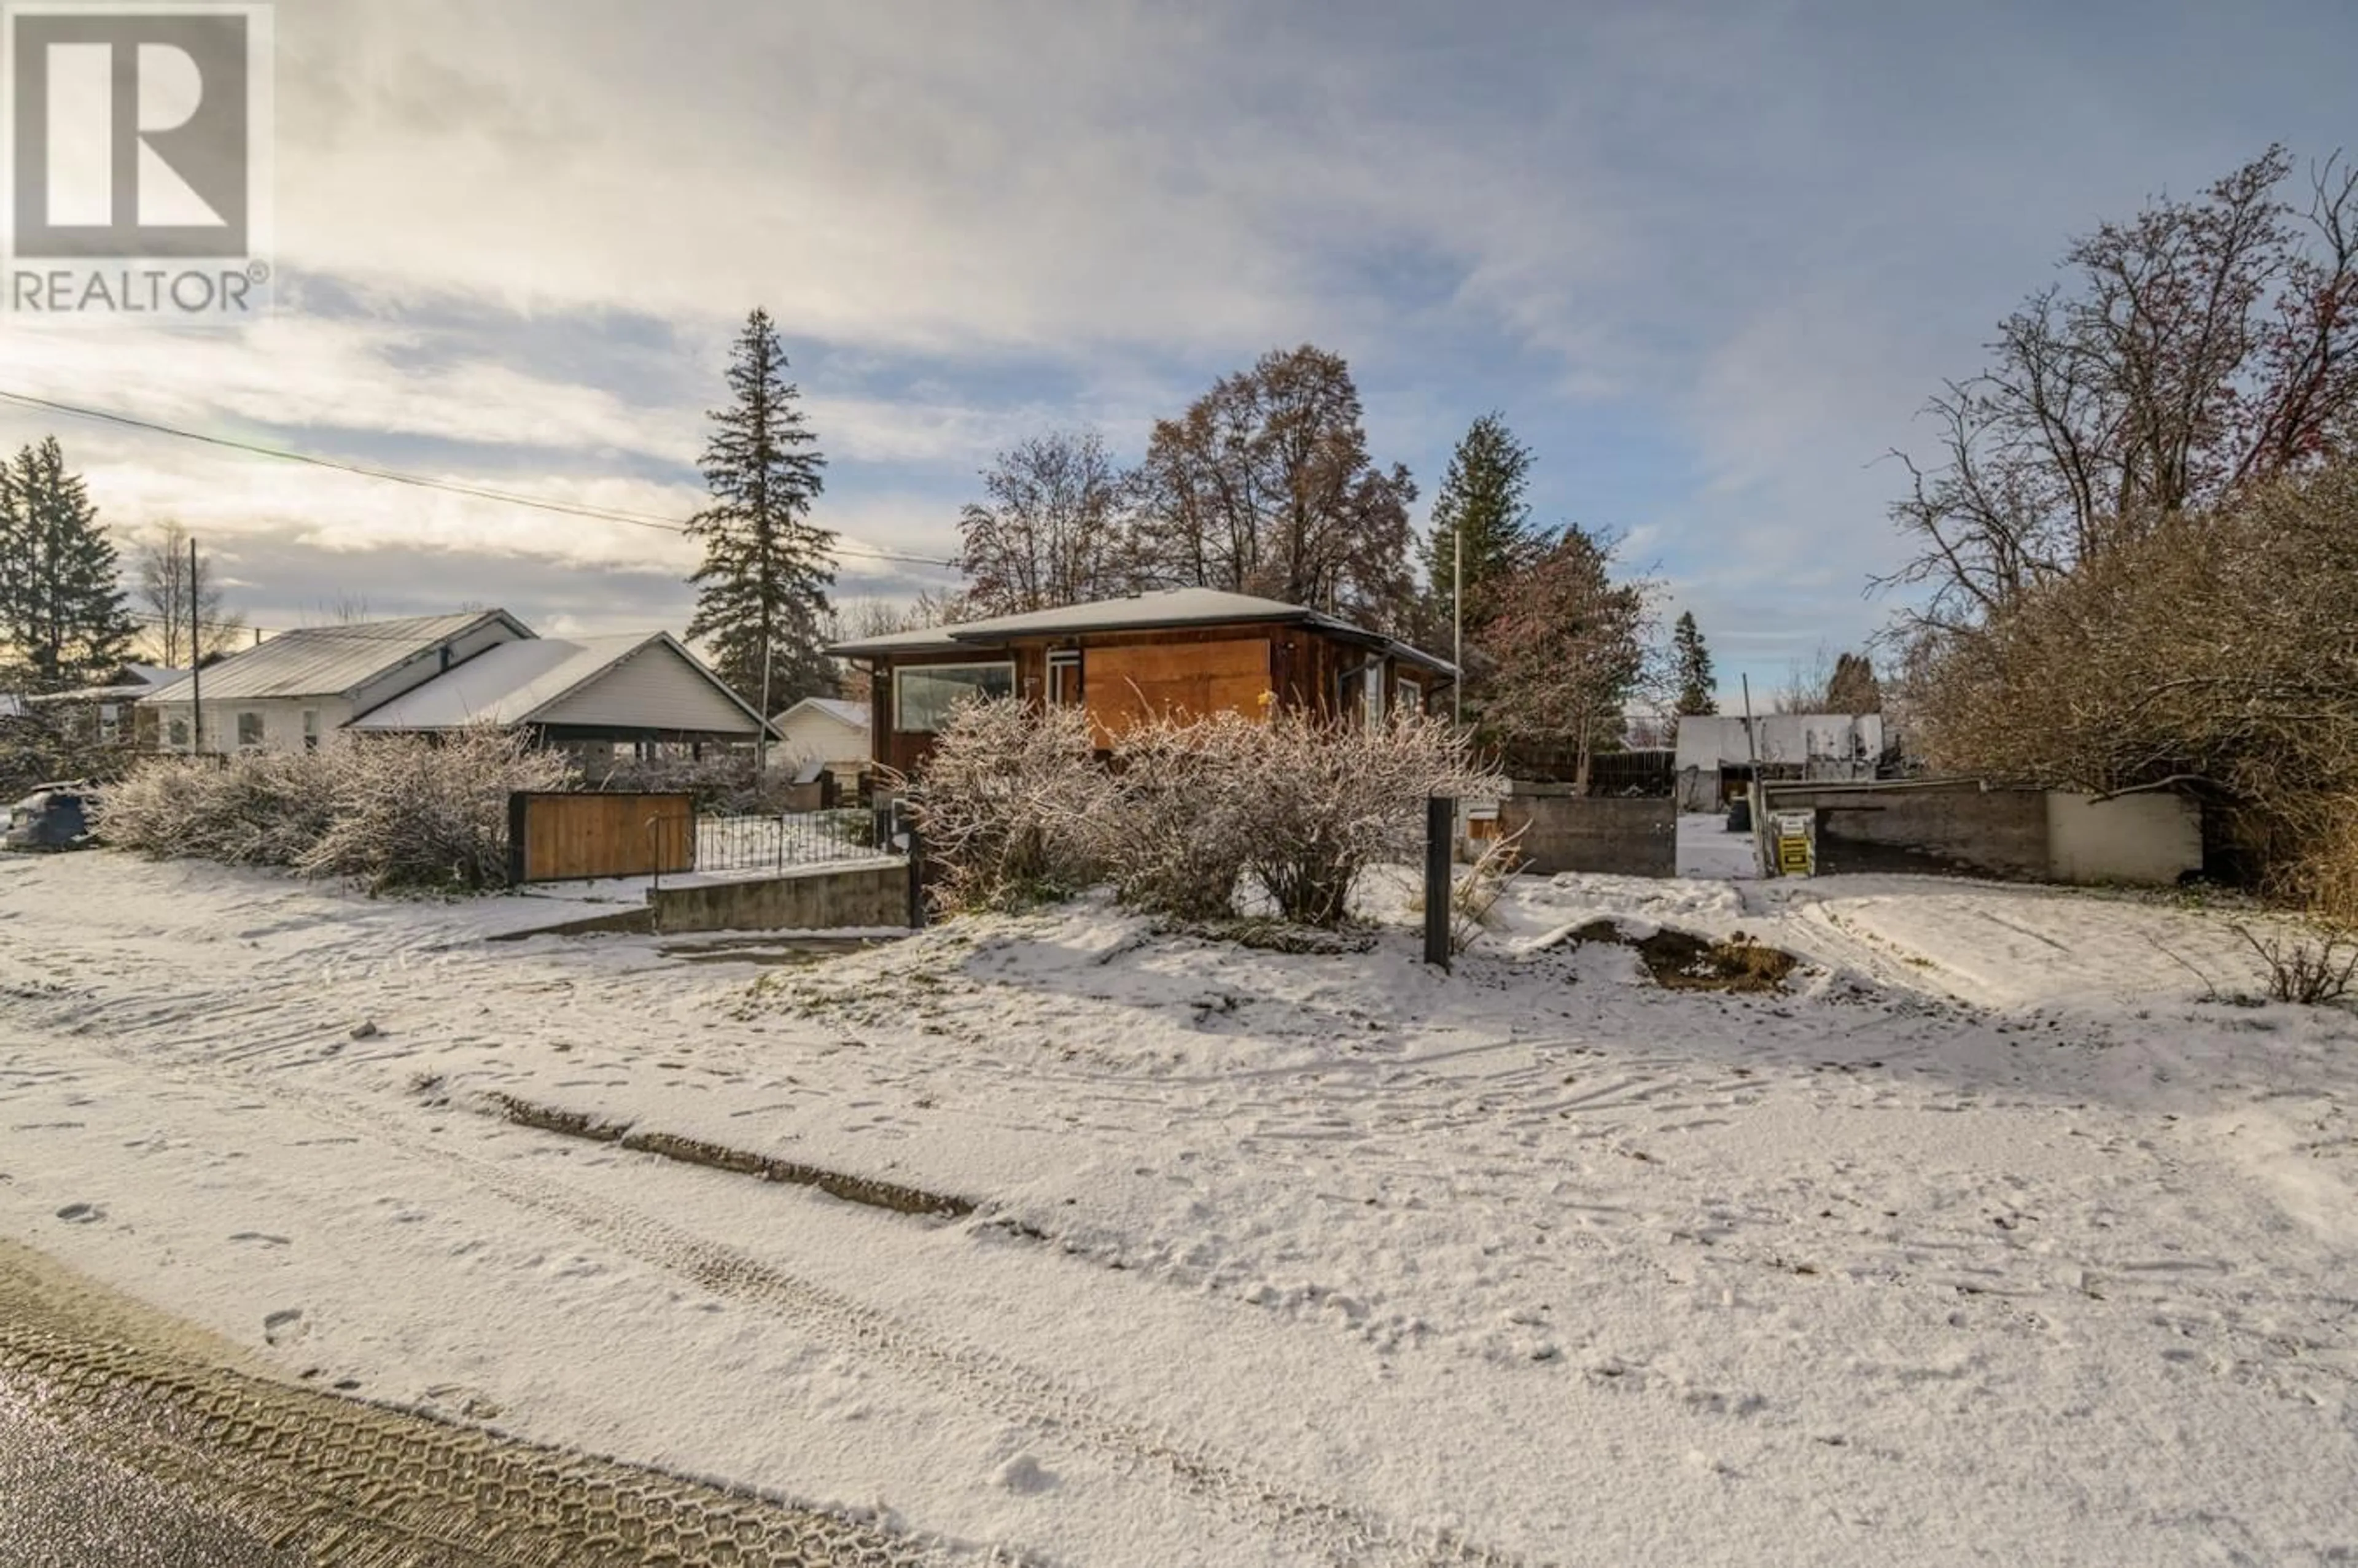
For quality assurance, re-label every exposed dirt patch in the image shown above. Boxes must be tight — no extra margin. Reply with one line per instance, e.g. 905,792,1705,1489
484,1093,976,1219
1571,918,1800,993
1163,918,1379,955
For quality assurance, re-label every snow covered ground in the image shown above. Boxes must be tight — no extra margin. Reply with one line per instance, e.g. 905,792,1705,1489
1,850,2353,1565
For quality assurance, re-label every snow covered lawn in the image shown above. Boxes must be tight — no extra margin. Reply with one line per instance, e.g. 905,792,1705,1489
1,851,2352,1565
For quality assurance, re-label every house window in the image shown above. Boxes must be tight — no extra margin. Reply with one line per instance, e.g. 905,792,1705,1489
1399,675,1424,715
892,662,1015,732
1047,650,1082,707
236,711,265,750
1361,663,1385,732
302,709,320,752
167,716,189,750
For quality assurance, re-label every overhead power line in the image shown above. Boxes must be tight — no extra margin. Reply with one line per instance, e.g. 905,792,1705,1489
0,387,962,571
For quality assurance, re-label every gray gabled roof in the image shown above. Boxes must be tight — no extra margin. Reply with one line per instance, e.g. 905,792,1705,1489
776,696,871,729
344,631,777,739
142,612,529,705
826,588,1456,675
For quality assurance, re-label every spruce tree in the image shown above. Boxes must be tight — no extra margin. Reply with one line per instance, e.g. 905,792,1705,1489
0,438,135,692
685,309,835,720
1422,413,1535,636
1671,611,1718,716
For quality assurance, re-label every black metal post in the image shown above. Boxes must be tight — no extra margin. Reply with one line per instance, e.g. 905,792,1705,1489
505,793,528,887
187,536,201,755
905,816,927,930
1423,794,1453,972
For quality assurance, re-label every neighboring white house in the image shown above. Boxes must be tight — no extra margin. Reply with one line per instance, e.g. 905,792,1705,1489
769,697,870,783
141,613,773,758
17,662,184,746
344,632,775,761
1675,712,1885,810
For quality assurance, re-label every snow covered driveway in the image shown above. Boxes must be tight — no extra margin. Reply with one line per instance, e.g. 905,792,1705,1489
1,852,2353,1565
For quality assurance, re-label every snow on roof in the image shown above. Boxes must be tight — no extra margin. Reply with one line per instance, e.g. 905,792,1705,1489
827,588,1455,673
143,613,524,705
345,634,663,730
777,696,870,729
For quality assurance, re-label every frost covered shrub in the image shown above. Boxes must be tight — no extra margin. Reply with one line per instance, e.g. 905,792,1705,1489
1100,708,1499,928
1231,710,1497,927
95,751,333,867
1097,711,1267,922
297,728,576,893
96,727,574,893
909,698,1110,914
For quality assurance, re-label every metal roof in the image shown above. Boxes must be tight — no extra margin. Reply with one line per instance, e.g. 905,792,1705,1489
142,613,527,705
825,588,1456,675
776,696,871,729
345,632,777,737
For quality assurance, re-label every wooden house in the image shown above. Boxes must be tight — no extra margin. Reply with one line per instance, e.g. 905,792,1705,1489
826,588,1457,777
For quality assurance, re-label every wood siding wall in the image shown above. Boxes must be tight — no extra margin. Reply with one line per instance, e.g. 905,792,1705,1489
509,791,695,883
863,621,1444,775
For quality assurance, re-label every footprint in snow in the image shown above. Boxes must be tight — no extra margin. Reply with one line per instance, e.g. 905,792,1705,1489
263,1308,309,1346
54,1201,104,1224
229,1232,292,1248
994,1454,1056,1494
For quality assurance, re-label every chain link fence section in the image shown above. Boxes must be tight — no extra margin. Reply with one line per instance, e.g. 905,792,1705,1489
0,1313,962,1568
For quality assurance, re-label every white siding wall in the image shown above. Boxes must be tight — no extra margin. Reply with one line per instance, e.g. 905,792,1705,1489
532,643,758,736
772,710,867,769
151,697,358,755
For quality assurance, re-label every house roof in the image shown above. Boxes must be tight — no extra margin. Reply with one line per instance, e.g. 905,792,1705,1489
142,612,527,705
344,632,775,737
776,696,870,729
826,588,1457,674
23,663,187,705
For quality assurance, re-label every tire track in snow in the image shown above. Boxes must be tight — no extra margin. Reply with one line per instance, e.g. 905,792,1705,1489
0,972,1549,1568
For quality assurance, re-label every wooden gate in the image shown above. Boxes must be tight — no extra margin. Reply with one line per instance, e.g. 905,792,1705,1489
507,791,695,884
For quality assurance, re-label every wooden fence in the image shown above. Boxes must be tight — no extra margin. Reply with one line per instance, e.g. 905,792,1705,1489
507,791,696,884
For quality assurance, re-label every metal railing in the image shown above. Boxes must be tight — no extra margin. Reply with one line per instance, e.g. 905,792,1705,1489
677,807,901,879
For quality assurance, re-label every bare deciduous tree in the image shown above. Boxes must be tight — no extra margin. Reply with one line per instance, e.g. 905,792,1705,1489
1879,146,2358,630
133,522,245,666
957,430,1135,616
1130,344,1417,631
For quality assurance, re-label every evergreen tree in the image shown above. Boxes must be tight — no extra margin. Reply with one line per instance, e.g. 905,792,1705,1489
0,438,135,692
685,309,835,717
1671,611,1717,716
1826,651,1882,713
1422,413,1535,638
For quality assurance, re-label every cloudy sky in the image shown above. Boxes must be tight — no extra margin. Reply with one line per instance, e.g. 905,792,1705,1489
4,0,2351,698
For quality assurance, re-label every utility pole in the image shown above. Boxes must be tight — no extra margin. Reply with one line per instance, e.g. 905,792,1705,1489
1452,522,1463,729
187,536,201,755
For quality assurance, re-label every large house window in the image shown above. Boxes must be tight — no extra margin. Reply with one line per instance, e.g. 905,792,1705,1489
236,711,265,749
167,716,190,750
893,662,1014,732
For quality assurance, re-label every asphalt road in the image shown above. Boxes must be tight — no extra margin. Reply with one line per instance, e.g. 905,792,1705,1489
0,1238,943,1568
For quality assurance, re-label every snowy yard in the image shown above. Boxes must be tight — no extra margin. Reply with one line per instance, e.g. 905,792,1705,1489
1,850,2352,1565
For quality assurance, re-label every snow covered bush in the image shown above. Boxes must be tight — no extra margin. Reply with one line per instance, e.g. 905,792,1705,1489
1228,709,1498,927
296,728,576,893
908,697,1111,914
1099,707,1498,928
96,728,574,893
95,750,334,867
1092,711,1269,922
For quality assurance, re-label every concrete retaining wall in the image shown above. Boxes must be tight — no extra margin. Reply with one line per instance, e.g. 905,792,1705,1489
1799,784,2050,879
1496,788,1676,877
2044,793,2204,885
1765,782,2202,886
648,859,909,934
